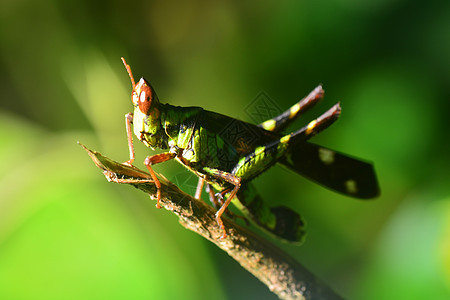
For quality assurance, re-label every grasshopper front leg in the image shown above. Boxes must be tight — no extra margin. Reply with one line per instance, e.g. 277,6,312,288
124,112,177,208
144,152,177,208
124,112,135,165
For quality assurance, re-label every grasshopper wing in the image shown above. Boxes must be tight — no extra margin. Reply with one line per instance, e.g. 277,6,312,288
280,142,380,199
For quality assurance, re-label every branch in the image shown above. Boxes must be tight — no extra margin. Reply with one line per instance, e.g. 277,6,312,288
80,143,343,300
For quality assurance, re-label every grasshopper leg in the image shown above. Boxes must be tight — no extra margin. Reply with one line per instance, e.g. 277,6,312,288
196,178,221,209
197,179,237,215
289,103,341,142
214,187,249,225
259,85,324,133
195,177,223,207
205,182,221,209
195,178,205,200
124,112,135,165
203,168,242,239
215,180,241,239
197,178,231,211
144,152,176,208
196,177,244,221
195,178,222,210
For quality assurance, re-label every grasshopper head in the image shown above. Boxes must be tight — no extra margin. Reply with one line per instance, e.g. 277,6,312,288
133,77,159,115
121,57,159,115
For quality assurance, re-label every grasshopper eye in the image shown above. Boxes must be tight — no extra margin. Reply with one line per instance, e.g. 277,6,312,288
138,84,153,114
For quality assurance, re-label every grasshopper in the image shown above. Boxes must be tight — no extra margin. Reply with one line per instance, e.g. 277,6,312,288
120,58,379,242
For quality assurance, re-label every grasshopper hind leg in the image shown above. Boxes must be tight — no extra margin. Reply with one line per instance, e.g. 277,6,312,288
259,85,324,133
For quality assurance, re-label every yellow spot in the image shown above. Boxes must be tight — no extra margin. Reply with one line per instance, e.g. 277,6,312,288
280,134,291,144
306,120,317,135
262,119,276,131
318,148,335,165
345,180,358,194
255,146,265,156
290,103,300,118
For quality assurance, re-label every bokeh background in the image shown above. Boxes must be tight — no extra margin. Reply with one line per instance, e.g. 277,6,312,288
1,1,449,299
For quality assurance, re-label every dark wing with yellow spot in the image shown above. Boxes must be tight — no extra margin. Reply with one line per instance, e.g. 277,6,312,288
280,142,380,199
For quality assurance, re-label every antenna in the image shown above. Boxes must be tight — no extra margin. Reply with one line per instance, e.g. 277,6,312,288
121,57,135,89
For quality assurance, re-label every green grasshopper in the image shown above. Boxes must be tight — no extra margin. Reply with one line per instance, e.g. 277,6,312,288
120,58,379,242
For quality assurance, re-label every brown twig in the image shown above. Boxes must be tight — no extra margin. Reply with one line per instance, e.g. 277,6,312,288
80,143,343,300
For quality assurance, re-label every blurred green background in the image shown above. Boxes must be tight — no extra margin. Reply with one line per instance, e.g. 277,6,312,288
1,0,449,299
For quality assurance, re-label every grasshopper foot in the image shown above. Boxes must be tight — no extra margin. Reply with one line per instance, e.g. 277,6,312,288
123,160,134,167
215,214,228,239
155,189,161,209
